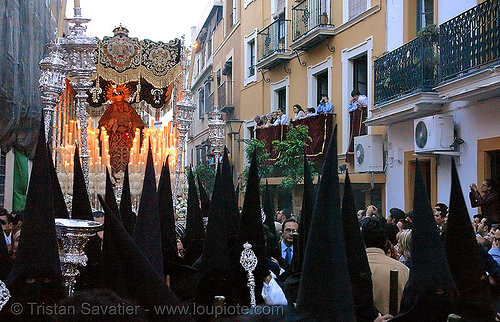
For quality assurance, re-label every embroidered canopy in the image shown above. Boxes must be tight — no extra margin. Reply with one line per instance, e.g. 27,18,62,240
86,26,182,116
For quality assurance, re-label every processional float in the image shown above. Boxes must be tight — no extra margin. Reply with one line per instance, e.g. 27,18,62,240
38,3,194,211
36,2,196,297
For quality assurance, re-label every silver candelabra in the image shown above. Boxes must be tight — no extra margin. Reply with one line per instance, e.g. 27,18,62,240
39,38,68,149
55,218,103,297
61,6,97,192
173,90,195,208
208,107,225,158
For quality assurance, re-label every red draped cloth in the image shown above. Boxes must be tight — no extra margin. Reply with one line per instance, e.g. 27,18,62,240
292,114,334,164
255,114,335,165
256,125,286,164
346,106,367,164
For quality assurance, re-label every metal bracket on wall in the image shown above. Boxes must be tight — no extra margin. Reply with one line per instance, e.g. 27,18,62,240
283,63,291,74
258,69,270,83
321,35,335,53
292,50,306,67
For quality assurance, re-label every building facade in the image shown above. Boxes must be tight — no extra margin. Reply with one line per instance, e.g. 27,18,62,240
189,0,389,213
369,0,500,216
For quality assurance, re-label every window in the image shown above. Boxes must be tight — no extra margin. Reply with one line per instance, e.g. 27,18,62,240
277,88,286,110
488,150,500,183
307,57,331,111
272,0,286,19
244,30,258,86
271,77,289,112
316,71,329,106
205,81,213,114
249,40,256,77
353,54,367,96
344,0,367,22
196,144,210,166
349,0,367,19
198,89,205,119
417,0,434,32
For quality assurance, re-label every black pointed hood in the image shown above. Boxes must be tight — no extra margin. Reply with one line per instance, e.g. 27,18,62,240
71,145,93,221
184,168,205,244
197,173,211,218
199,155,229,271
221,148,240,239
98,195,190,321
444,159,492,320
105,167,121,222
158,158,179,273
236,152,268,305
195,153,235,311
5,118,65,315
299,154,315,268
296,126,355,320
48,144,69,219
392,159,458,321
133,146,164,278
71,146,102,291
120,165,136,236
342,170,379,322
183,168,205,265
263,180,280,259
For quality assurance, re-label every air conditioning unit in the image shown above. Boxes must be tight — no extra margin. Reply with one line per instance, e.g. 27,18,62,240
414,115,454,153
354,135,384,173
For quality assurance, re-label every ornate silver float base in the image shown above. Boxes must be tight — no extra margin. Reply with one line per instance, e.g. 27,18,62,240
55,219,102,297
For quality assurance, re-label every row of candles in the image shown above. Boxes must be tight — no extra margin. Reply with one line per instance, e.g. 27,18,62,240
58,117,179,178
56,118,180,211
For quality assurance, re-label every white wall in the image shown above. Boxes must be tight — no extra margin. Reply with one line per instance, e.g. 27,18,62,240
452,98,500,216
384,97,500,218
385,0,404,51
385,120,413,212
438,0,476,24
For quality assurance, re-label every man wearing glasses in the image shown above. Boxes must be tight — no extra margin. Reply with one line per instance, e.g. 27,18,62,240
279,218,299,270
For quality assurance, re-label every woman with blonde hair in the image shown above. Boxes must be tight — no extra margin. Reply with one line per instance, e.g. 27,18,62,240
396,229,412,268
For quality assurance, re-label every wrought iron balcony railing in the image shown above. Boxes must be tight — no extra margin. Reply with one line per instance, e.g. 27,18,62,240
292,0,332,42
217,80,234,108
374,33,438,105
257,18,289,61
439,0,500,82
374,0,500,106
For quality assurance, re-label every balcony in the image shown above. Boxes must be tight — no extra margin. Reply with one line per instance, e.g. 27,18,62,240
374,33,438,106
369,0,500,126
218,80,234,113
369,31,442,125
290,0,335,51
435,0,500,102
256,18,293,70
255,114,335,166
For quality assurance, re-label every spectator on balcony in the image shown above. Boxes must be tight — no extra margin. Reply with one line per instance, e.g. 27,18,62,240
254,115,264,128
273,108,289,126
292,104,305,121
316,95,333,114
258,115,268,129
305,107,317,118
346,89,368,164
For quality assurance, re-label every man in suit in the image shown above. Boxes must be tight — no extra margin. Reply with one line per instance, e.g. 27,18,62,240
279,218,299,270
